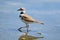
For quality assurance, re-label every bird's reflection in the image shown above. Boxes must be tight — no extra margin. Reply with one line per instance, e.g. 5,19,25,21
18,32,44,40
18,27,44,40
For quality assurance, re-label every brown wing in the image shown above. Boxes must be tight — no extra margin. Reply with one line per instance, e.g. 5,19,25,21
21,14,36,22
21,14,44,24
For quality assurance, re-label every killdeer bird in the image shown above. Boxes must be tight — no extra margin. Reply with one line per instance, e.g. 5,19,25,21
17,7,44,32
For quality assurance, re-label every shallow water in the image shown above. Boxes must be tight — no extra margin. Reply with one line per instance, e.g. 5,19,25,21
0,13,60,40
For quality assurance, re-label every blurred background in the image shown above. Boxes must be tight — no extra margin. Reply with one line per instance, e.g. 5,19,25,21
0,0,60,40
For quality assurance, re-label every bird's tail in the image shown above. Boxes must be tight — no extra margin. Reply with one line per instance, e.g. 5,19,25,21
35,20,44,25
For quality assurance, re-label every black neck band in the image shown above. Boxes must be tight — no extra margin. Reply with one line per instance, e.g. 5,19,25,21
20,12,24,14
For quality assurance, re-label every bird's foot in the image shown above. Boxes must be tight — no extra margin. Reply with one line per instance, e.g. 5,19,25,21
18,27,23,32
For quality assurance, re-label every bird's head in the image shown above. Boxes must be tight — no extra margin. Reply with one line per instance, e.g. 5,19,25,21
17,7,26,14
17,7,25,11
